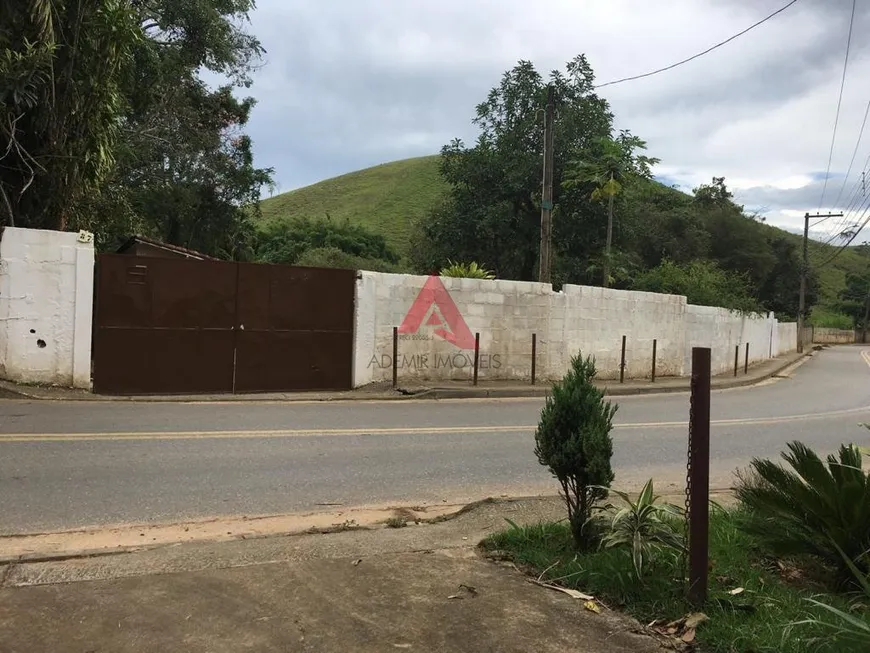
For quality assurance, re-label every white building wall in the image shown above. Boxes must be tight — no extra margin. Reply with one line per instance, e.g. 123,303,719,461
0,227,94,388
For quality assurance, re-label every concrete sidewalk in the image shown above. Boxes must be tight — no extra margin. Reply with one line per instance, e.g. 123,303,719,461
0,351,809,403
0,497,666,653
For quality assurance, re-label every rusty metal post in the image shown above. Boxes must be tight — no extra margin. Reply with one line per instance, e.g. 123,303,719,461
744,342,749,374
688,347,711,606
473,333,480,386
392,327,398,388
619,335,626,383
733,345,739,377
531,333,537,385
651,339,657,383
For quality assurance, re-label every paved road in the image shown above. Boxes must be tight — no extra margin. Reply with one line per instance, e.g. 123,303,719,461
1,346,868,534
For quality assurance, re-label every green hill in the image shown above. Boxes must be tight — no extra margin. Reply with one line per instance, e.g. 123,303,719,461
258,156,868,322
259,155,447,253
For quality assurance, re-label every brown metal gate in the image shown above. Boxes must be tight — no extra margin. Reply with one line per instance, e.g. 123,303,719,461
92,254,355,395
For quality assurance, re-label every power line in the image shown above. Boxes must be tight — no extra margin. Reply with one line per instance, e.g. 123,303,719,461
818,0,857,209
594,0,801,89
832,95,870,208
816,152,870,242
812,193,870,266
815,206,870,267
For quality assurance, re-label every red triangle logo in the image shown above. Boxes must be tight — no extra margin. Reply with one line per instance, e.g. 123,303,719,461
398,276,475,349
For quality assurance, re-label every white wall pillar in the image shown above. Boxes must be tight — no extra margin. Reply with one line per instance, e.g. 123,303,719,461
0,227,94,389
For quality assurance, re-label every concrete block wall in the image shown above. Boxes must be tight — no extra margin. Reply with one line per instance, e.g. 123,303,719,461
684,306,777,376
812,327,856,344
353,271,557,386
353,271,798,386
559,285,687,380
0,227,94,388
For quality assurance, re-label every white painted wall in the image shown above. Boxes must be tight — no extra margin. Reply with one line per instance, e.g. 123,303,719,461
777,322,798,355
0,227,94,388
352,271,799,386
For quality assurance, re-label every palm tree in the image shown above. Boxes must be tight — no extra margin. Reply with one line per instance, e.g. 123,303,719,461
563,134,658,288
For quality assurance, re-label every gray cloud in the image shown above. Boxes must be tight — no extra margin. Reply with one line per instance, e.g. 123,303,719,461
241,0,870,235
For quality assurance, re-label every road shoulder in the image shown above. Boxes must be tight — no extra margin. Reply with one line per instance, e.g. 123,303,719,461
0,496,667,653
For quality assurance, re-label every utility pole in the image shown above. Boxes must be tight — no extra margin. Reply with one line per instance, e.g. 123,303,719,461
798,211,843,352
538,84,555,284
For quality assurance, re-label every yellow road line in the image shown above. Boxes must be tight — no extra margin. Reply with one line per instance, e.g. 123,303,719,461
1,405,869,442
861,348,870,369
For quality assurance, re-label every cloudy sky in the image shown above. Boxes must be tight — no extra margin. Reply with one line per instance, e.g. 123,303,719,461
239,0,870,242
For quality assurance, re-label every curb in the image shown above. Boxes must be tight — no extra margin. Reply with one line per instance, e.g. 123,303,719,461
0,497,511,567
424,352,811,400
0,353,812,403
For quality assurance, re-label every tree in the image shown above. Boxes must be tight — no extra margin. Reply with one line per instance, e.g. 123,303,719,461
410,56,614,281
1,0,140,230
839,271,870,338
534,354,616,549
758,235,817,320
1,0,272,259
562,133,658,287
81,0,273,256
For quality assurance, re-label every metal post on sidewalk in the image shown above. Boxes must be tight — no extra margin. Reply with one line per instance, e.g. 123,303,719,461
733,345,739,377
688,347,711,606
619,335,627,384
744,342,749,375
473,333,480,386
651,339,657,383
392,327,398,388
531,333,537,386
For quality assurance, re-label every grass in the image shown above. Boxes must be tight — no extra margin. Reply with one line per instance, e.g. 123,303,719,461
807,306,855,329
258,155,447,255
482,509,867,652
258,155,867,313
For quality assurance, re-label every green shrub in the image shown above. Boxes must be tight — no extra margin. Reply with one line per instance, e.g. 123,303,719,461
735,441,870,584
632,258,762,313
255,216,400,266
597,478,685,579
295,246,400,273
439,260,495,279
534,353,616,550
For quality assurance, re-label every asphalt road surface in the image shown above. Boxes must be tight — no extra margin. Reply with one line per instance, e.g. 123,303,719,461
1,346,868,535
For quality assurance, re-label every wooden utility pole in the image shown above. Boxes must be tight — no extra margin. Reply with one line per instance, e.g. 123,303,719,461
539,85,555,284
798,211,843,352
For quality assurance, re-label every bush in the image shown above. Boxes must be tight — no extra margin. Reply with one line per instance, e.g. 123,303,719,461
598,478,685,579
295,246,400,273
255,216,400,266
534,354,616,549
439,260,495,279
735,441,870,584
632,259,762,313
